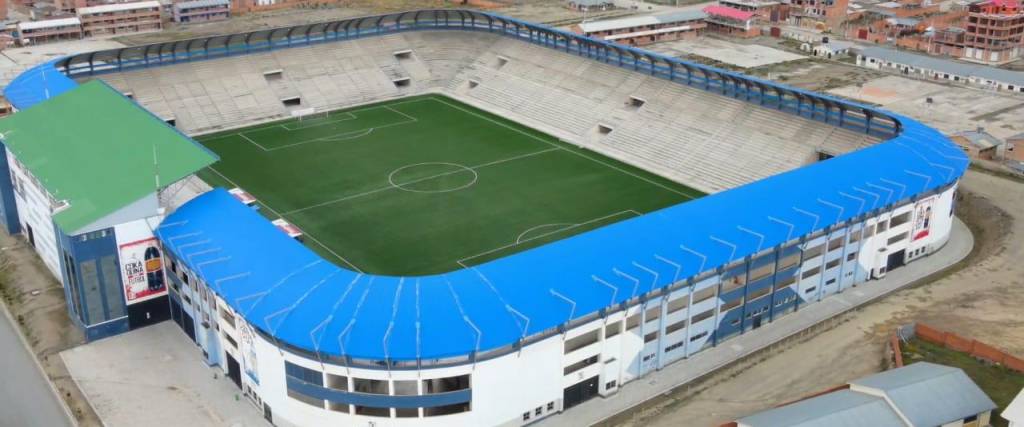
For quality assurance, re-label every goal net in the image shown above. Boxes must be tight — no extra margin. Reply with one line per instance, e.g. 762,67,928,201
292,108,328,122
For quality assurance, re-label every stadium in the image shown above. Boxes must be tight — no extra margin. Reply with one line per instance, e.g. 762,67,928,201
0,9,967,427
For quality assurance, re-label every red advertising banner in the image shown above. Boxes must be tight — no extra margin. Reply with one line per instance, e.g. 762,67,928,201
119,237,167,304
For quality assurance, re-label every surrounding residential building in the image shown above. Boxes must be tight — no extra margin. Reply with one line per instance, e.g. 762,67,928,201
566,0,614,12
950,128,1004,159
172,0,229,23
16,17,82,45
572,10,708,46
718,0,789,22
77,1,162,36
789,0,849,31
857,45,1024,92
1005,132,1024,162
808,39,857,57
703,5,761,37
962,0,1023,63
736,362,997,427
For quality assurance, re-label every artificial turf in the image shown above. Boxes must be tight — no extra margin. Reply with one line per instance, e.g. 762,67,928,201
196,94,705,275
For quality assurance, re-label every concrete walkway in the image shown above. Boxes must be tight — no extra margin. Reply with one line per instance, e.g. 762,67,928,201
541,218,974,427
0,302,75,427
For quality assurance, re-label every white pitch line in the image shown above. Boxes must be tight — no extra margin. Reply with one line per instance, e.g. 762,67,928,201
282,147,561,216
239,133,269,152
458,209,642,266
423,96,698,200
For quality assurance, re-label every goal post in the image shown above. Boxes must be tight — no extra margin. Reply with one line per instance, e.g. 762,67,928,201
292,107,328,122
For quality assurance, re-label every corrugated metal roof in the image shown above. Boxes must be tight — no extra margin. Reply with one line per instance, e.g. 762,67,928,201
77,0,160,15
703,5,756,20
851,362,997,427
568,0,613,6
0,81,217,232
738,390,905,427
579,10,707,33
173,0,229,10
860,46,1024,87
954,130,1002,149
17,17,81,31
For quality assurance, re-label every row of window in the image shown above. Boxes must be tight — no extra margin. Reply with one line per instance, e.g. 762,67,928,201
284,362,471,418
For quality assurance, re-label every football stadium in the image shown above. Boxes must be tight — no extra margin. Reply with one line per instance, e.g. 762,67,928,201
0,9,967,427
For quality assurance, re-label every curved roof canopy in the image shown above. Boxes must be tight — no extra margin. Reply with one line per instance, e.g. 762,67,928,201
6,9,969,365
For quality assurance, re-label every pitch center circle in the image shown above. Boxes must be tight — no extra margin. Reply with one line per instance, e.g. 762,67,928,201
388,162,478,193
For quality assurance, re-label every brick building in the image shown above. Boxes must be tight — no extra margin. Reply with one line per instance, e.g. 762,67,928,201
573,10,707,46
16,17,82,45
703,5,761,37
961,0,1023,63
789,0,849,31
77,1,162,36
172,0,229,23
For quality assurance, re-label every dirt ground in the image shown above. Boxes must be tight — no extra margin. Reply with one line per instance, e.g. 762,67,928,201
0,232,101,426
611,169,1024,427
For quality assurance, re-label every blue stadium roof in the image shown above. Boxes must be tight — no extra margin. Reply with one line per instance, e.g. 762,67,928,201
3,60,77,110
8,10,968,363
154,113,965,361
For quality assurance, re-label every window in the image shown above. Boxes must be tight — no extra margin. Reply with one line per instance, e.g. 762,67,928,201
605,321,621,338
393,380,418,396
689,331,709,342
691,286,716,305
749,262,774,282
626,314,641,331
665,341,685,352
774,275,797,291
803,244,824,260
805,286,817,294
606,380,617,390
523,412,531,421
667,296,688,314
778,251,800,270
801,266,821,280
285,362,324,408
887,232,908,246
691,309,714,324
424,403,470,417
849,231,862,243
825,259,840,270
353,378,389,395
535,407,542,416
826,278,836,285
547,402,555,411
720,296,743,312
890,211,911,227
644,331,658,343
827,237,843,252
422,374,470,394
564,355,599,375
722,268,747,292
665,318,688,335
564,329,600,354
748,286,771,302
846,252,858,262
644,305,660,323
876,220,889,233
354,405,390,417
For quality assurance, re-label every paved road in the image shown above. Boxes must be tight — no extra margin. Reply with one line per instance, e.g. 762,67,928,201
0,303,74,427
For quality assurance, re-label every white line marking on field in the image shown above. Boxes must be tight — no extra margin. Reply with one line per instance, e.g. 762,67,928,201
282,147,561,215
457,209,642,267
281,111,357,131
387,162,479,194
205,165,364,273
421,96,698,200
239,133,269,152
515,223,574,244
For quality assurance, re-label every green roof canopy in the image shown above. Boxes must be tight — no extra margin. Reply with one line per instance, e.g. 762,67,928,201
0,80,217,233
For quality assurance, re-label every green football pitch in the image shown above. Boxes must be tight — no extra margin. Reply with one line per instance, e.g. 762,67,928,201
196,95,704,275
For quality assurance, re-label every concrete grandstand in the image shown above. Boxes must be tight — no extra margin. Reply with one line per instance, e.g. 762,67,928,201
1,9,968,427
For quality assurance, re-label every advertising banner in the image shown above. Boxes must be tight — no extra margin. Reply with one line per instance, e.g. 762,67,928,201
239,322,260,385
119,237,167,304
911,196,937,242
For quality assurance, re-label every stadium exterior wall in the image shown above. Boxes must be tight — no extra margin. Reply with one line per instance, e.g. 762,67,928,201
160,183,956,426
3,9,969,427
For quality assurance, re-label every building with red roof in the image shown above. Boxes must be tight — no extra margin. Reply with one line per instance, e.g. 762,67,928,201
703,4,762,37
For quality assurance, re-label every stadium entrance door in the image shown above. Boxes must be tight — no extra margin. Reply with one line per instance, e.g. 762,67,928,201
886,249,906,272
563,375,599,409
226,354,242,389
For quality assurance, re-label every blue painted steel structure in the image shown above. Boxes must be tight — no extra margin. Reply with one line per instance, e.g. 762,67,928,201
54,226,130,341
5,9,969,367
0,142,22,235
